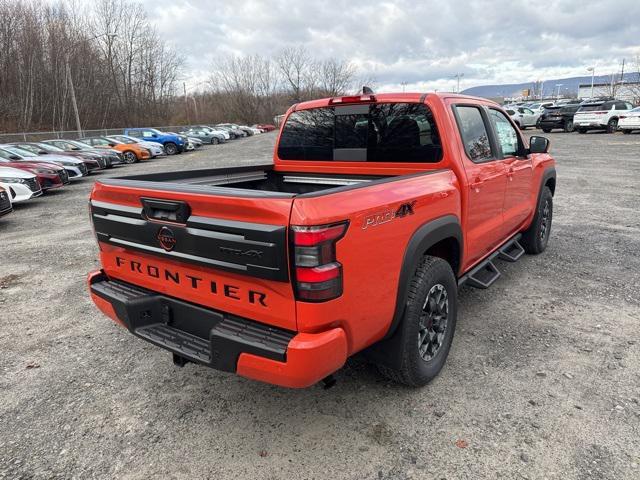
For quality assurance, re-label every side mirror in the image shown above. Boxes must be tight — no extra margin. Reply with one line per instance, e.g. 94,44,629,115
529,136,550,154
108,143,116,147
151,133,158,138
10,155,21,160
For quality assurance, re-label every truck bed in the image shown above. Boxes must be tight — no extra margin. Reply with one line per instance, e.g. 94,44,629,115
101,164,394,197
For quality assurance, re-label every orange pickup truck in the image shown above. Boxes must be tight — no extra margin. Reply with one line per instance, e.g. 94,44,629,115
88,92,556,388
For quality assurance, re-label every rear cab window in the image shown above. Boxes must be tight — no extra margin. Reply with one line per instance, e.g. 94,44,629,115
452,106,493,162
277,102,443,163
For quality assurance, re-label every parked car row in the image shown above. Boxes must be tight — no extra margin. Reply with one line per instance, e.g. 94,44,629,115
503,98,639,134
0,122,275,220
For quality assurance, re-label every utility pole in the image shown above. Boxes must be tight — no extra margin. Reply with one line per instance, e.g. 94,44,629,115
400,81,407,93
66,54,82,138
587,67,595,98
183,82,190,125
454,73,464,93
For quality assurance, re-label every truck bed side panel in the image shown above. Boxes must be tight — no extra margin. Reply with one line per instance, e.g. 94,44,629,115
290,169,461,354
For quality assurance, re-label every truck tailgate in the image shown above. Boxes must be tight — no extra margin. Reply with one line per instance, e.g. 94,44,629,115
90,181,297,330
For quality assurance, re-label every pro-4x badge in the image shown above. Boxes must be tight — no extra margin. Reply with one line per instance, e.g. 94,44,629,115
157,226,176,251
362,201,417,229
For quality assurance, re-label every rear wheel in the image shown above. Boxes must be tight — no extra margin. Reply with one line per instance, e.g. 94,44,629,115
211,137,219,145
622,129,632,135
577,128,587,134
606,118,618,133
377,256,457,387
563,119,574,132
164,142,178,155
122,151,137,164
542,128,552,133
521,186,553,254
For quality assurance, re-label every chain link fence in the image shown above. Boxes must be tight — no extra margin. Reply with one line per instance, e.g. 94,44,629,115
0,126,192,143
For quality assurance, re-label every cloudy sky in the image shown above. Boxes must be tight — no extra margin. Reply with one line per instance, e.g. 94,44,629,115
142,0,640,93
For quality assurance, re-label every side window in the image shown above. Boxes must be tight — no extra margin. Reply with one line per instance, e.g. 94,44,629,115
488,109,520,157
129,131,141,138
142,131,153,138
453,106,493,162
523,108,534,115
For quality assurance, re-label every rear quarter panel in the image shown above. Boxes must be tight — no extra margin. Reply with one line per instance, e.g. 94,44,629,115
291,170,460,354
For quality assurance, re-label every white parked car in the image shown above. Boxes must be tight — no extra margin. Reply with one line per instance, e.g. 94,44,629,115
0,166,42,203
618,106,640,134
504,107,538,129
574,99,633,133
107,135,165,158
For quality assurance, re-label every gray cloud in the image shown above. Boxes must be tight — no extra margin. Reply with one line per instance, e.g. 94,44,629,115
142,0,640,92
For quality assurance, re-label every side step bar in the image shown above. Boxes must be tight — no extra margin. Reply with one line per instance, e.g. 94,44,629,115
459,234,524,289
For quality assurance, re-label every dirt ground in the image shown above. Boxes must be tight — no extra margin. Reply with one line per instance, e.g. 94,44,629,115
1,130,639,480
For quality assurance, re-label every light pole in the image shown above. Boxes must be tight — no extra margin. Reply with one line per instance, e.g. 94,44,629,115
65,33,117,137
400,81,407,93
555,83,563,101
586,67,595,98
453,73,464,93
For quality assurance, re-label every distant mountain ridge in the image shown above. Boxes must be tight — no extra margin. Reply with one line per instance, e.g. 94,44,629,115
461,73,639,98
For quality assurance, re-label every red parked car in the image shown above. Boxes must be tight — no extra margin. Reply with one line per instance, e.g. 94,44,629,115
256,124,277,132
0,147,69,191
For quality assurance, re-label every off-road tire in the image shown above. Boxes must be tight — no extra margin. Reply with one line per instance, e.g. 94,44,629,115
606,118,618,133
521,186,553,254
164,142,178,155
377,256,458,387
122,151,137,164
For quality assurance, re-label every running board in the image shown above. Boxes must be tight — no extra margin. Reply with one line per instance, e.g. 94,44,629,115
458,234,522,289
498,238,525,262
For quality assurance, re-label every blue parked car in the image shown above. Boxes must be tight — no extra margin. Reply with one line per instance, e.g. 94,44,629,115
123,128,186,155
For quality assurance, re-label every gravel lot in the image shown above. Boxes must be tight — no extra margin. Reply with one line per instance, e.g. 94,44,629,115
1,131,639,480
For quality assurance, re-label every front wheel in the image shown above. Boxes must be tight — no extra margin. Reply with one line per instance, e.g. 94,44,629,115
122,151,137,164
164,142,178,155
377,256,457,387
622,129,632,135
521,186,553,254
211,137,219,145
606,118,618,133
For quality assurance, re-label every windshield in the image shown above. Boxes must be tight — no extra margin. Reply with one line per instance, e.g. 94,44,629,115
278,102,442,163
111,136,136,144
36,142,64,152
5,146,37,157
67,140,93,149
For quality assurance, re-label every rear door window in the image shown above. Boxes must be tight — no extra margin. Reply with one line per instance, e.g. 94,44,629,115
278,103,442,163
453,106,493,162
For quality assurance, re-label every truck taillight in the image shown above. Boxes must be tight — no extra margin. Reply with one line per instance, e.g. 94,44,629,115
291,222,348,302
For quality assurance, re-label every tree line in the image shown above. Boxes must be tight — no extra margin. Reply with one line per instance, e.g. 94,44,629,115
179,47,366,126
0,0,367,134
0,0,182,134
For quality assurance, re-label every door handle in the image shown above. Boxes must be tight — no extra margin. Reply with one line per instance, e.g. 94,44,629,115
470,177,483,191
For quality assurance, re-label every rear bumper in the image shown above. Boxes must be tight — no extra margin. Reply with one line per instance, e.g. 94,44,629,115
87,270,347,388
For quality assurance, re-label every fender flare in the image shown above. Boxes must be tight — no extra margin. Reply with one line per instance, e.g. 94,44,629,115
363,215,463,368
539,166,556,198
